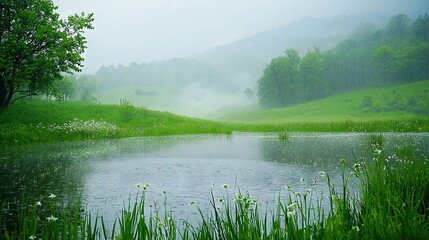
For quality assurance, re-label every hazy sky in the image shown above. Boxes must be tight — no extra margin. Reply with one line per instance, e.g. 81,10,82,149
54,0,429,73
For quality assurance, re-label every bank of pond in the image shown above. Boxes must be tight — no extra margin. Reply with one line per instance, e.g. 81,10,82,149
1,101,429,148
0,133,428,239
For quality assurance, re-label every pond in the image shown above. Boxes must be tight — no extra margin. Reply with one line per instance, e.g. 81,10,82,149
1,132,428,225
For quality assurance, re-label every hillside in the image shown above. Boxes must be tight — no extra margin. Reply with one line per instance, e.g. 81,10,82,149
92,15,387,117
219,80,429,123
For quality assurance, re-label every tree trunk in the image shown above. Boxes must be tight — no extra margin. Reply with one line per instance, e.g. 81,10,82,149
0,78,7,107
0,78,14,108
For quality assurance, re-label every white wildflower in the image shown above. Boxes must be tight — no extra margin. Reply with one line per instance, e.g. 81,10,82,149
47,215,58,222
288,202,297,209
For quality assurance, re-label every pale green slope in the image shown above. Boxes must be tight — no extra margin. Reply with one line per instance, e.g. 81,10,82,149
220,80,429,123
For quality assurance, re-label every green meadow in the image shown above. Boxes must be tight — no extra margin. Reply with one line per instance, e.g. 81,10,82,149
220,79,429,123
1,80,429,148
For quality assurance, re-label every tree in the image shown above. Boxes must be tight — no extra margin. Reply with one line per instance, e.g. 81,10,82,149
386,14,410,38
414,13,429,41
48,75,76,101
257,56,286,107
0,0,94,108
395,43,429,82
299,48,324,101
373,45,395,81
257,48,300,107
75,74,97,102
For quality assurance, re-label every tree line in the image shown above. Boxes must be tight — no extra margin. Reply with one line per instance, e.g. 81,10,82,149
257,13,429,108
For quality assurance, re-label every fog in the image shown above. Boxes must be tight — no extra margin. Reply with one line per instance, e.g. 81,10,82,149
55,0,428,73
53,0,429,117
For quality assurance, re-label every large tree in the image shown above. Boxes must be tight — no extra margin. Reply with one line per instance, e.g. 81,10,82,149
257,48,300,107
0,0,93,108
299,48,324,101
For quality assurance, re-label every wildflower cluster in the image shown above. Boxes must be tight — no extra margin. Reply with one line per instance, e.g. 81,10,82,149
37,118,118,139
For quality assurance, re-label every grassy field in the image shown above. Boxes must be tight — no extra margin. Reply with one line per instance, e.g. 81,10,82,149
1,80,428,147
220,79,429,123
0,100,235,147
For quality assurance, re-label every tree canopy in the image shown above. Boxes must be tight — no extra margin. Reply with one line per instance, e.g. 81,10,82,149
258,13,429,108
0,0,94,108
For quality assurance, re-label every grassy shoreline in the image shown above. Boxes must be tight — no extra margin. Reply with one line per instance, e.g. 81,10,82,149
1,143,428,239
1,100,429,148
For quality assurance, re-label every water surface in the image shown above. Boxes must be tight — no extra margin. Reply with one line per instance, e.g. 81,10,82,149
1,132,428,223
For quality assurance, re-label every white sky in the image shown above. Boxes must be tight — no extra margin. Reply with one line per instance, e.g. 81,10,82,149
53,0,429,73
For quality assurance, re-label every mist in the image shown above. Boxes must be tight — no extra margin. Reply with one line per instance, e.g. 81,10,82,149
54,0,428,73
53,0,429,117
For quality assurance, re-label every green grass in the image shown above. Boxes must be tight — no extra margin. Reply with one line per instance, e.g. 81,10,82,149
2,144,428,239
2,80,429,148
1,97,429,148
220,79,429,123
0,100,234,147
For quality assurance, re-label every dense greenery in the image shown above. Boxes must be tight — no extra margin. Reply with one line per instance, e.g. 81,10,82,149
0,0,93,108
258,13,429,107
222,79,429,123
2,143,428,239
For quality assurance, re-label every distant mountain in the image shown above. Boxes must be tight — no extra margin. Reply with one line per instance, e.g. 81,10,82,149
191,14,388,83
94,14,388,117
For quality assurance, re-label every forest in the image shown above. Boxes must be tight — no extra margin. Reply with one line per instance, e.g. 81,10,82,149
257,13,429,108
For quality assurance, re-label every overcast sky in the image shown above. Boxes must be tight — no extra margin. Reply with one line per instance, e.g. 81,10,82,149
54,0,429,73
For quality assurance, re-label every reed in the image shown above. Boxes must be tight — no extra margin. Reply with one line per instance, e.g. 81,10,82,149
1,146,428,239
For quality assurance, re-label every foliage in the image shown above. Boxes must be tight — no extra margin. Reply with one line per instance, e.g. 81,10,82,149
414,13,429,41
47,75,76,101
74,74,98,102
361,89,429,114
257,13,429,108
0,0,93,108
257,49,300,107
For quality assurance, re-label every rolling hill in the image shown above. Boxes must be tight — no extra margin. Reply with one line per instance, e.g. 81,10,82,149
219,80,429,123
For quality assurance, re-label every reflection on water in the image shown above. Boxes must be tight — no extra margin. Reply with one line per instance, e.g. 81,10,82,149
1,132,428,224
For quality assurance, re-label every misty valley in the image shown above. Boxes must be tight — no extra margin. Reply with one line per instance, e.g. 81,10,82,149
1,0,429,239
